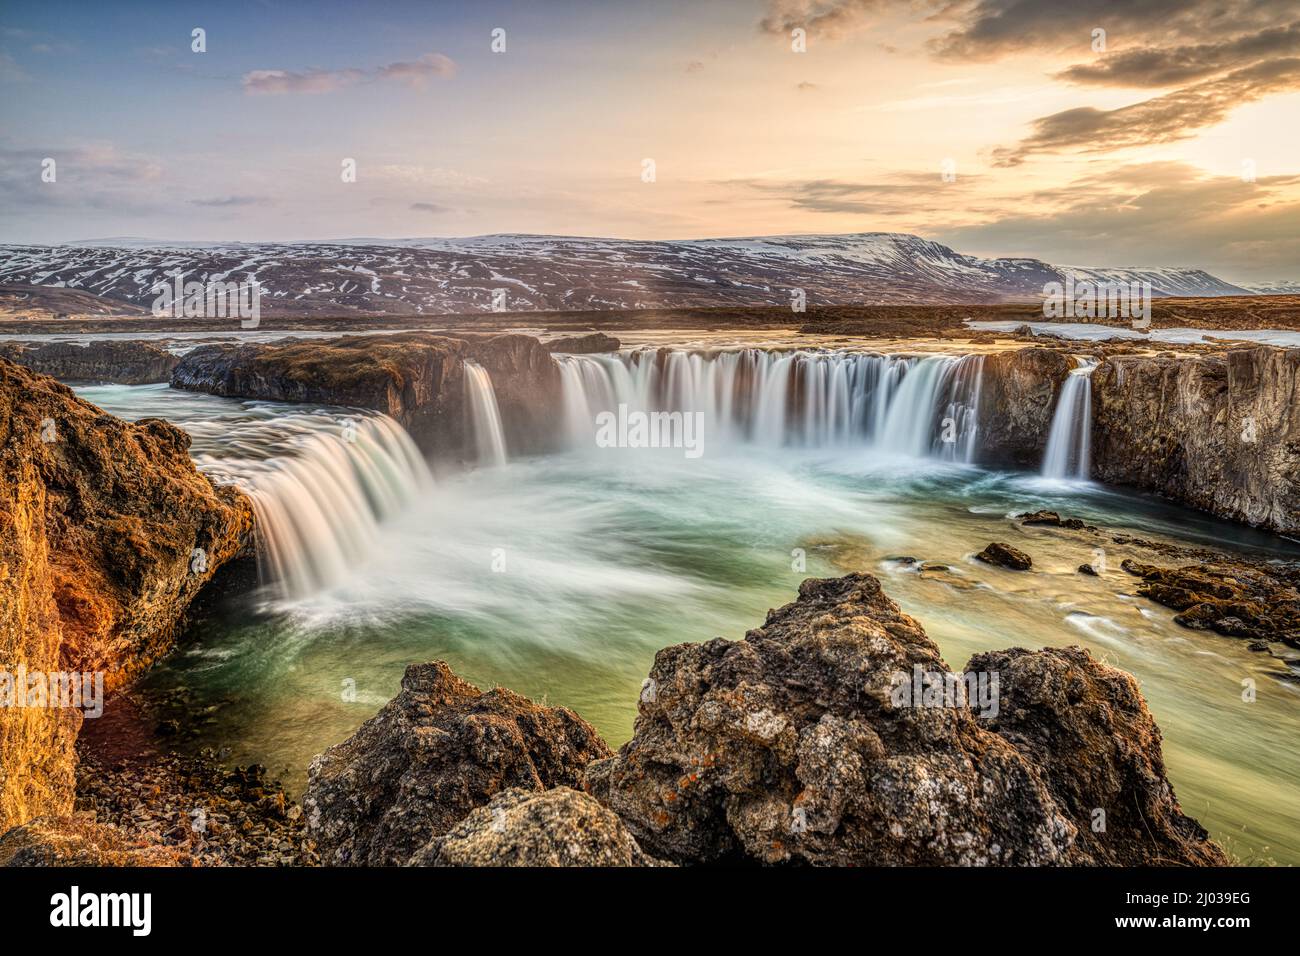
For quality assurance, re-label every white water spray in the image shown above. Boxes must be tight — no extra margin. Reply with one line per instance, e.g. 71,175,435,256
464,361,508,467
556,349,985,460
1041,358,1097,480
197,413,433,600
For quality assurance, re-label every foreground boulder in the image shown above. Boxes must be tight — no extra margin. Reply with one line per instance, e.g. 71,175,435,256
1092,346,1300,535
410,787,663,867
0,816,194,867
0,340,180,384
302,661,611,866
966,646,1225,866
0,360,254,831
586,573,1227,866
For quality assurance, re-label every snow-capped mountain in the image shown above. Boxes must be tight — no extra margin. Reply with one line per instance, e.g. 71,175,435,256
1249,280,1300,295
0,233,1253,316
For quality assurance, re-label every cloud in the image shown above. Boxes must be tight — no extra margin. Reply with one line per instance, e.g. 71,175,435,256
409,202,450,214
993,58,1300,165
1056,21,1300,87
0,143,167,218
686,60,705,73
723,171,977,215
937,161,1300,282
758,0,893,39
797,81,819,91
242,68,363,95
189,196,264,207
928,0,1297,61
242,53,455,95
374,53,457,87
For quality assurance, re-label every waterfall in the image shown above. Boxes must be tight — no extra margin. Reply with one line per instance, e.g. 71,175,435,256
196,412,433,600
1041,358,1097,480
555,349,985,459
463,361,508,467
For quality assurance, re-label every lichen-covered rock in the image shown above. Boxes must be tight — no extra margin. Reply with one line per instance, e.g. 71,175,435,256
0,360,255,831
1092,346,1300,534
1121,558,1300,648
410,787,664,867
0,816,194,867
975,541,1033,570
586,573,1226,866
302,661,611,866
966,646,1227,866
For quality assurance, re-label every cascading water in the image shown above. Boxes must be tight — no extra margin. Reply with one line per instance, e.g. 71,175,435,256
195,412,433,600
70,383,435,601
556,349,985,460
464,361,508,467
1041,358,1097,481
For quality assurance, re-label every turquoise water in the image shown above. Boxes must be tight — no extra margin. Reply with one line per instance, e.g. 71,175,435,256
80,383,1300,865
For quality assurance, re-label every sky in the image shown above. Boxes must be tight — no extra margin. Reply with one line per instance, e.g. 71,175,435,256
1,0,1298,284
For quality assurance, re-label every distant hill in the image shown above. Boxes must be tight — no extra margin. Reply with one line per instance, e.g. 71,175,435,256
0,232,1253,316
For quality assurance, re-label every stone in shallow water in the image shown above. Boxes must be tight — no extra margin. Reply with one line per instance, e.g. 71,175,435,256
975,541,1033,570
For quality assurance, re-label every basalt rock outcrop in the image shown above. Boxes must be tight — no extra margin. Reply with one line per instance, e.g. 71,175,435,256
585,573,1227,866
0,360,255,832
1121,558,1300,648
545,332,621,354
302,661,611,866
974,347,1074,469
0,340,180,385
409,787,663,867
170,331,562,457
1091,346,1300,535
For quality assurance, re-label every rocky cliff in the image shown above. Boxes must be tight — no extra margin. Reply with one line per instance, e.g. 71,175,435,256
0,340,180,385
170,331,561,457
975,347,1074,469
1091,346,1300,534
0,360,255,832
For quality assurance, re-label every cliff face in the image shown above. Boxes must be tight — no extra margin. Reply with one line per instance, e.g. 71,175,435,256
0,341,180,385
975,347,1073,469
170,331,562,457
0,360,255,832
1091,347,1300,534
